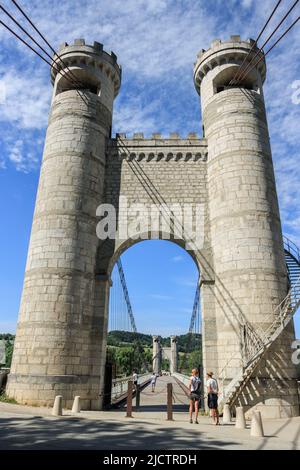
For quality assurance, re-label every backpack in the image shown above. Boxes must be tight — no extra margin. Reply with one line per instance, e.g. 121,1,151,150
192,376,201,393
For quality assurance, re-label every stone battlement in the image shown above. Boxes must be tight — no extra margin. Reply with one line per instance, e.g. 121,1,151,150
197,35,257,59
57,38,119,64
194,36,266,94
51,39,121,97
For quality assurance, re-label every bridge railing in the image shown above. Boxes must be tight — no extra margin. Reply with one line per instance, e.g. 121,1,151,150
111,373,152,401
172,372,190,389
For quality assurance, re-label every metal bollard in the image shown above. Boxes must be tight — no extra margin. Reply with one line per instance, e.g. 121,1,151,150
126,380,133,418
167,383,173,421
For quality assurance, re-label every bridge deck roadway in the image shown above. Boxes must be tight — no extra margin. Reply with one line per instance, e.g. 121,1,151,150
136,375,189,414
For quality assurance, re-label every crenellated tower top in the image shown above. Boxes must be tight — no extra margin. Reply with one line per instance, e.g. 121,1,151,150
193,35,266,98
50,38,122,112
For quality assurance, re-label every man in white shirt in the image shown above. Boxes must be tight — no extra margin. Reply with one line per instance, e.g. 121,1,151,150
132,370,138,390
206,371,220,425
150,372,157,392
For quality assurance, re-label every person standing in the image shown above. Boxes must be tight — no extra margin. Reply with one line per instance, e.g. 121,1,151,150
132,369,138,390
150,372,157,392
189,368,201,424
206,371,220,425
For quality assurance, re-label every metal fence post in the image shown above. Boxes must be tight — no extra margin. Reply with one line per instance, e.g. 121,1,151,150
126,380,133,417
167,382,173,420
135,384,140,410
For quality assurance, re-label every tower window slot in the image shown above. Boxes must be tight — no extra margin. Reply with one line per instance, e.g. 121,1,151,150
216,83,256,93
213,66,260,95
54,70,101,98
56,83,99,96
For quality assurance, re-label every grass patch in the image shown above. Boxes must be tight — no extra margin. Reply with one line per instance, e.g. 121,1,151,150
0,392,18,404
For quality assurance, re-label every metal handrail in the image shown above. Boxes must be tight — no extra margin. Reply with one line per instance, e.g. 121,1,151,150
255,275,300,342
220,274,300,404
283,235,300,263
111,373,152,398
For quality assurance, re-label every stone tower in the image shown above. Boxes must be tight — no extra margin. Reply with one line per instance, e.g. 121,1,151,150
152,336,161,374
7,40,121,409
194,36,299,417
170,336,178,374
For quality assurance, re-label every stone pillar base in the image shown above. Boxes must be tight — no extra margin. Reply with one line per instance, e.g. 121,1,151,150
235,378,300,419
7,374,102,410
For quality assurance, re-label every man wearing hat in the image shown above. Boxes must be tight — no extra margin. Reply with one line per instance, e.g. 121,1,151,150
206,371,220,425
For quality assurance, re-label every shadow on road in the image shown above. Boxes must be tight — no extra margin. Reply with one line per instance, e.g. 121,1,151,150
0,415,239,450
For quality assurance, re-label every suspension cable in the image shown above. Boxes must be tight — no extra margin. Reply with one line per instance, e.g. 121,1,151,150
0,5,84,91
4,1,88,105
240,14,300,84
10,0,83,89
0,20,65,78
236,0,300,85
230,0,283,85
0,20,88,106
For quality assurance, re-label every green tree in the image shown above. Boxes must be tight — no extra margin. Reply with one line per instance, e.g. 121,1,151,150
0,335,14,368
5,341,14,368
115,347,135,376
139,347,152,371
0,334,15,342
188,350,202,373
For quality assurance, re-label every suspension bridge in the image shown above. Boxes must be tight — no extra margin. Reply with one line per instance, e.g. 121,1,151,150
1,0,300,425
104,235,300,413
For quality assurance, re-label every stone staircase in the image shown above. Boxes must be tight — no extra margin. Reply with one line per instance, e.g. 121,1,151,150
221,236,300,409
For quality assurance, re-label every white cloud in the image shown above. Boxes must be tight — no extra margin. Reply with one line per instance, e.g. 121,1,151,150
242,0,253,8
0,69,51,130
172,255,184,263
7,138,39,172
113,95,161,135
0,0,299,246
0,0,216,77
9,139,23,163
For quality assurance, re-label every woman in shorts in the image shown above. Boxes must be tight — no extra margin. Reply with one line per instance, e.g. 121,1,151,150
189,368,201,424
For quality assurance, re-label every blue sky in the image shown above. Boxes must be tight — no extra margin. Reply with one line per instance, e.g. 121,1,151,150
0,0,299,337
109,241,199,336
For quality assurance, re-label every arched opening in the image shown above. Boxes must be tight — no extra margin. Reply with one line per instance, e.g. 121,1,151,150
213,65,260,94
105,239,203,410
54,67,101,97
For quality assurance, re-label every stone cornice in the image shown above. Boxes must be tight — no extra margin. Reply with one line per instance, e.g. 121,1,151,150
108,134,208,162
